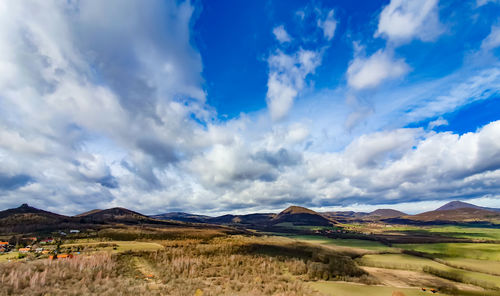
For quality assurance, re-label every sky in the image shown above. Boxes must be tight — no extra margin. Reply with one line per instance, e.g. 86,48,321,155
1,0,500,216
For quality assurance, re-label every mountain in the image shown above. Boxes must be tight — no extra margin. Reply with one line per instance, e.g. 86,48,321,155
368,209,406,218
151,212,210,223
410,207,500,222
74,209,102,217
271,206,335,226
436,201,500,212
0,203,71,224
77,207,166,224
209,213,275,225
0,204,76,233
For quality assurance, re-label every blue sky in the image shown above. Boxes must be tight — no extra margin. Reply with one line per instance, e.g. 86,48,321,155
0,0,500,215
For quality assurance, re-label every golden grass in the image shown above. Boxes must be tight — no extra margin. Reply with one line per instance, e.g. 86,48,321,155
0,235,368,295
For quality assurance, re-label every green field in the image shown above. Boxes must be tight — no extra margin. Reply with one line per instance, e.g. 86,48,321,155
386,225,500,241
282,234,393,252
62,240,164,253
357,252,500,289
442,258,500,276
395,243,500,261
311,281,451,296
358,253,445,271
273,222,336,231
0,252,18,262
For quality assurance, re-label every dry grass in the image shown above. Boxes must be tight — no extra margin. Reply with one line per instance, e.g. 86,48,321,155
0,253,147,295
0,235,368,295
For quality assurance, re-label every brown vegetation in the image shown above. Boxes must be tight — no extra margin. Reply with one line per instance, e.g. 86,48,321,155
0,235,370,295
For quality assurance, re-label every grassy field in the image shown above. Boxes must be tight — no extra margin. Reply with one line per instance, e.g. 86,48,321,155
311,281,451,296
395,243,500,261
0,252,18,262
282,234,393,252
273,222,336,231
442,258,500,275
357,252,500,290
385,225,500,241
62,240,164,253
358,253,445,271
0,235,369,295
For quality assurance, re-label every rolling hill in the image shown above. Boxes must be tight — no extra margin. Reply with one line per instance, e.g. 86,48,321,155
271,206,335,226
150,212,210,223
410,207,500,222
436,200,500,212
0,204,76,233
367,209,406,218
76,207,178,225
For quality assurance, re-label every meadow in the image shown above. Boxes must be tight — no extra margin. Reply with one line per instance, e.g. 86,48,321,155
0,234,370,295
278,234,393,253
386,225,500,241
2,224,500,295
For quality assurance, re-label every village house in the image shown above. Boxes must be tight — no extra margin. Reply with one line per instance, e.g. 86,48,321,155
40,238,54,244
70,229,80,233
18,247,30,253
0,242,11,253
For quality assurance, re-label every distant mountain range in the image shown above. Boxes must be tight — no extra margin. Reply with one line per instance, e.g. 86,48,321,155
1,200,499,235
153,200,499,226
0,203,185,234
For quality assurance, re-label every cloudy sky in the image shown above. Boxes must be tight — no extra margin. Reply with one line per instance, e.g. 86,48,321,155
1,0,500,216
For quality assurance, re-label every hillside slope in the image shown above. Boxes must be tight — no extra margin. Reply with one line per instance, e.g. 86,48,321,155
272,206,335,226
436,201,500,212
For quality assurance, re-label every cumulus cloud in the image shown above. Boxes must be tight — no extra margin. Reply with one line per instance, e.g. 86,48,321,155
266,50,322,120
0,0,208,212
273,25,292,43
375,0,443,44
347,49,409,90
0,1,499,216
317,10,337,41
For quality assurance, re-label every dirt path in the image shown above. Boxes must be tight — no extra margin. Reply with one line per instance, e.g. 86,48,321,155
131,256,164,290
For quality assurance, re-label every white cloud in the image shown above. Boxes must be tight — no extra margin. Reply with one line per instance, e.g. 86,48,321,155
1,1,500,216
317,10,337,41
376,0,443,44
272,25,292,43
481,25,500,50
266,50,322,120
477,0,500,7
428,117,448,129
347,49,409,90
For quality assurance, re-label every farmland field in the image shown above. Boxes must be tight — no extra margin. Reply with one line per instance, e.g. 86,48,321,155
357,253,445,271
0,252,18,262
311,281,452,296
62,240,164,253
356,252,500,290
395,243,500,261
283,234,394,252
442,258,500,275
386,225,500,241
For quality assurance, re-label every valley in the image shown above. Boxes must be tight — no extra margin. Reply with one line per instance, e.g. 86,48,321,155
1,201,500,295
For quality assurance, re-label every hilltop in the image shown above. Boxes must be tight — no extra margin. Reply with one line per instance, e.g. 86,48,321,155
436,200,500,212
271,206,335,226
368,209,406,218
